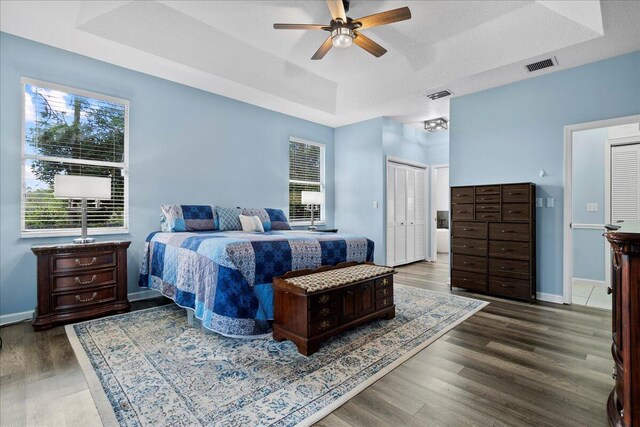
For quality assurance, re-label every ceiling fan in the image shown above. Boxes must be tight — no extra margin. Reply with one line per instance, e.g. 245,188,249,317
273,0,411,60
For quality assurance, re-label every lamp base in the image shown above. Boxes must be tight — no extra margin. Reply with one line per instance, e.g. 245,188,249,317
73,237,95,244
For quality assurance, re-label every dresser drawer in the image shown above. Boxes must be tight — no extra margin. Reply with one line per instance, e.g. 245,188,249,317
452,204,474,220
376,296,394,311
53,286,116,311
453,254,486,274
476,204,500,213
489,241,530,261
376,286,393,299
488,276,530,299
310,290,339,308
451,270,486,292
310,315,338,336
452,222,487,239
452,238,487,256
476,194,500,203
489,223,530,242
489,258,530,280
53,269,116,292
502,184,530,203
53,251,116,272
502,203,530,221
476,185,500,195
476,212,500,221
451,187,474,204
310,303,338,319
375,276,393,289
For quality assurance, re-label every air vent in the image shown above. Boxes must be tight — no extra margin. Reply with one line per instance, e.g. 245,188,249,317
526,57,556,72
426,90,452,101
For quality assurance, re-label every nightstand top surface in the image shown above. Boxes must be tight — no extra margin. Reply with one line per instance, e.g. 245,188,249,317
31,240,131,253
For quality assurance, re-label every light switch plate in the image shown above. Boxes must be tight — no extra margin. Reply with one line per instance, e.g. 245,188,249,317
546,198,555,208
587,203,598,212
536,198,543,208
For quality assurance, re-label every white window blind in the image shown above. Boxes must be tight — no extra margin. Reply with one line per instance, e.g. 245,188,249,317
289,138,325,223
611,143,640,222
21,79,129,237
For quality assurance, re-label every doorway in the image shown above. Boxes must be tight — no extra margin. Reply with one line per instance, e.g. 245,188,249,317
430,164,450,263
563,115,640,305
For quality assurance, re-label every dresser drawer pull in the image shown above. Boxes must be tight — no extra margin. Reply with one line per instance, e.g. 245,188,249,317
382,299,389,306
480,215,492,217
480,206,492,210
319,307,331,317
75,292,98,303
501,266,513,271
508,192,523,195
457,210,469,214
501,230,515,233
319,320,331,330
381,288,390,296
75,275,97,285
507,210,523,214
462,228,471,231
455,194,469,197
501,284,513,288
382,278,389,285
463,261,474,265
501,248,513,252
75,257,97,266
319,295,330,304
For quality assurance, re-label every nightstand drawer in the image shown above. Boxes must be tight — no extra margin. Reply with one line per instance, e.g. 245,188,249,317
53,251,116,272
53,286,116,311
53,269,116,292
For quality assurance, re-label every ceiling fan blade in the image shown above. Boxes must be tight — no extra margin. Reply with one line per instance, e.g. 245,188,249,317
353,32,387,57
312,37,333,60
326,0,346,21
273,23,328,30
355,7,411,30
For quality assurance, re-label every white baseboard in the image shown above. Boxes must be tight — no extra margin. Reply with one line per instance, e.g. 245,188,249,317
0,289,163,327
572,277,607,288
537,292,564,304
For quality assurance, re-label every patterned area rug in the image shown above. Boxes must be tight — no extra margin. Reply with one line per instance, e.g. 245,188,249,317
67,285,487,427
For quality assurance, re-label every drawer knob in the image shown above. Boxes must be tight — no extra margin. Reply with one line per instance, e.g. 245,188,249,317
319,320,331,330
382,278,389,285
75,292,98,303
382,288,389,296
382,299,389,306
319,295,330,304
75,257,97,266
75,275,97,285
319,307,331,317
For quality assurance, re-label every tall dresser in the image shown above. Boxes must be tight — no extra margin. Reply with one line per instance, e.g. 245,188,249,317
605,222,640,427
450,183,536,302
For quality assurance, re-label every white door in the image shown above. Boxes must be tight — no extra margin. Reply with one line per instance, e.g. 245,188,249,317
406,167,416,262
611,143,640,222
386,164,396,265
415,168,426,260
394,166,407,265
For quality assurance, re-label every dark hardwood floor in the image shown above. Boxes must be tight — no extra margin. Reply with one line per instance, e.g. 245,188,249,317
0,260,612,426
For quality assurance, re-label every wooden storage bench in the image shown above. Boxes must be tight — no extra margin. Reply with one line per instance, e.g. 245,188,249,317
272,262,395,356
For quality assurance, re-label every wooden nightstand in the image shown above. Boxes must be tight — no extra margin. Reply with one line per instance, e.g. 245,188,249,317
31,241,131,331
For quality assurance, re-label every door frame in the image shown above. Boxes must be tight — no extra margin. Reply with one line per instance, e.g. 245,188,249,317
385,156,429,267
562,114,640,304
430,164,450,262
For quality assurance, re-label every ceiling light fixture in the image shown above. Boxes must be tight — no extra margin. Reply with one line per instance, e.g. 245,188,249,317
331,23,354,48
426,90,452,101
424,118,448,132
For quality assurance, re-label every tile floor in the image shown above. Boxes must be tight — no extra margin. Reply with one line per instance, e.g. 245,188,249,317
571,281,612,309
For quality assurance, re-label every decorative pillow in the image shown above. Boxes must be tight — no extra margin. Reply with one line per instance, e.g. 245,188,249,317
239,215,265,232
217,206,243,231
160,204,218,232
241,208,272,231
264,208,292,230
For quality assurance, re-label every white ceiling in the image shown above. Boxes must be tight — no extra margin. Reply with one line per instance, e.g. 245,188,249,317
1,1,639,128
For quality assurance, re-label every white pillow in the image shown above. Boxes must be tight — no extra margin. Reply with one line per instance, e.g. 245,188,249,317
239,215,265,232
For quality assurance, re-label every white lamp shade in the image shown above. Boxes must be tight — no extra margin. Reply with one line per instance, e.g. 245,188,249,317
54,175,112,200
301,191,324,205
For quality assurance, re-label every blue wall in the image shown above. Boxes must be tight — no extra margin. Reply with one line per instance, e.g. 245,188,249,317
450,51,640,298
0,33,335,317
572,128,608,281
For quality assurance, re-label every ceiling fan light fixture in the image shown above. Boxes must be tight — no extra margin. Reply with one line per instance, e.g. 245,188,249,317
331,26,354,48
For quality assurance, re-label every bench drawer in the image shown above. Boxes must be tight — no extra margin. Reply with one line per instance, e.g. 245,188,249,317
375,276,393,289
376,297,394,311
310,290,339,309
310,315,339,336
376,286,393,299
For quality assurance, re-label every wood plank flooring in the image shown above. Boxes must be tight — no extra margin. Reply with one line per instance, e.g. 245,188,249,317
0,261,612,427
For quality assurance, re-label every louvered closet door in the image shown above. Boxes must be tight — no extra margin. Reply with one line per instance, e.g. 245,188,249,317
414,168,426,260
394,166,407,265
406,168,416,262
386,164,396,265
612,144,640,221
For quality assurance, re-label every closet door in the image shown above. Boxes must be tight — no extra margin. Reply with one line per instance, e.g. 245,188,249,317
394,166,407,265
611,144,640,222
386,163,396,265
406,168,416,262
414,168,426,260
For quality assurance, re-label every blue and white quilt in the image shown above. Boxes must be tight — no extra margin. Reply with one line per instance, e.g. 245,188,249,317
139,231,374,337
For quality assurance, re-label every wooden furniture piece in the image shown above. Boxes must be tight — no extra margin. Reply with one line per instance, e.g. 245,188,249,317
31,241,131,330
605,222,640,427
450,183,536,302
273,262,395,356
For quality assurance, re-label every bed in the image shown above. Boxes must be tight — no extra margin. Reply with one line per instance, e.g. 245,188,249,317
139,230,374,337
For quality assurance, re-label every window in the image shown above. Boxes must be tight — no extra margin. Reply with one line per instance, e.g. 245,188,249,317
289,138,325,223
21,79,129,237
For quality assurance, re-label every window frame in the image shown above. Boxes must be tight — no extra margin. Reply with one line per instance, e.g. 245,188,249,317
288,137,326,226
20,77,130,238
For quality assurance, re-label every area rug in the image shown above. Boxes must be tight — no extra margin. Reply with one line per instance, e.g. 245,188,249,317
66,284,488,427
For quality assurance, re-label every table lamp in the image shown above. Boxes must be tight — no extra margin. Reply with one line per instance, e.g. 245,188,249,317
301,191,324,230
54,175,111,244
